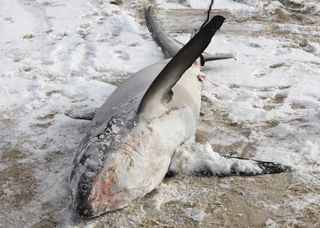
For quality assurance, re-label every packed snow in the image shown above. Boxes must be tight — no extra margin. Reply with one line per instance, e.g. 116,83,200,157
0,0,319,227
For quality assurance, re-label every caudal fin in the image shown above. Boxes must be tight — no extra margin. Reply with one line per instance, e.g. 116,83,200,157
145,6,232,64
145,6,181,58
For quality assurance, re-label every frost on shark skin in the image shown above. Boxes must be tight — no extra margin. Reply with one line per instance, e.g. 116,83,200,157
69,15,226,218
68,6,291,218
1,0,318,226
168,143,288,177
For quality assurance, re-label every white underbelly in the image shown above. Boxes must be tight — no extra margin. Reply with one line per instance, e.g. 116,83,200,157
89,106,197,212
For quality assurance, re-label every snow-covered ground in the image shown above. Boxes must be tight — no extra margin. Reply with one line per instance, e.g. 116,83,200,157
0,0,319,227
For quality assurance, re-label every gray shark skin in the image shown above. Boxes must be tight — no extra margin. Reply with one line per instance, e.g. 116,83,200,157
144,6,180,58
70,15,225,218
69,60,169,218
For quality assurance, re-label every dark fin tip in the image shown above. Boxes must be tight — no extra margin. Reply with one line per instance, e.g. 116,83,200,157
209,15,225,31
224,155,291,176
165,170,177,178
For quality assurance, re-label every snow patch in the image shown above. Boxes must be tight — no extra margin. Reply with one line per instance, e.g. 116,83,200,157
289,193,320,211
0,164,7,172
184,207,206,222
156,0,255,10
189,0,255,9
299,141,320,165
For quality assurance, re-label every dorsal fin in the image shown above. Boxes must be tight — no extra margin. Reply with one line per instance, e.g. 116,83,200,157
138,15,225,117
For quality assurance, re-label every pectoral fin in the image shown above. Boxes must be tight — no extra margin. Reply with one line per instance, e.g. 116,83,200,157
203,53,236,62
138,15,225,117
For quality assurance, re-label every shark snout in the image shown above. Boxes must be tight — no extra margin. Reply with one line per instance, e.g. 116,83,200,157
73,171,120,218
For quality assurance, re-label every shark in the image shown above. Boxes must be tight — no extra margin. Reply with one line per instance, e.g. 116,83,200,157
68,7,288,218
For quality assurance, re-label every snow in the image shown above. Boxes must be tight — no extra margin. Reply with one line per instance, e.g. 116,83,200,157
201,35,320,183
190,0,256,9
157,0,255,10
184,207,206,222
0,164,7,172
1,0,320,227
265,218,277,228
0,0,162,226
